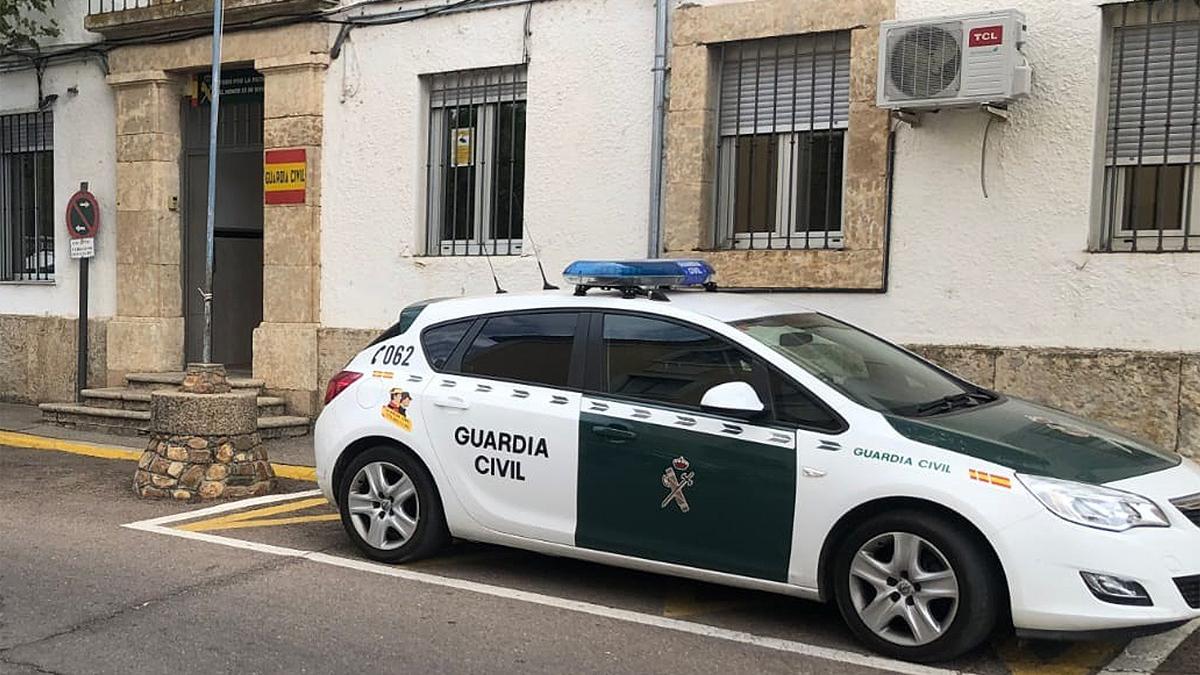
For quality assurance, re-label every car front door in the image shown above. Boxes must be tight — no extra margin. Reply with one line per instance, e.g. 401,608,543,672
420,310,586,546
574,312,811,583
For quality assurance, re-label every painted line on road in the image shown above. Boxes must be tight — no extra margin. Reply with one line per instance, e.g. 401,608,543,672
123,495,970,675
177,496,335,532
1098,618,1200,674
0,429,317,482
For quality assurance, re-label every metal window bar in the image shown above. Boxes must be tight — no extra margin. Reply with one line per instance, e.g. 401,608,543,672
88,0,177,14
1099,0,1200,252
713,32,850,251
425,65,527,256
0,111,54,282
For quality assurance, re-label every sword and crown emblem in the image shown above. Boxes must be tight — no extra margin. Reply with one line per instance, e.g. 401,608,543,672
661,456,695,513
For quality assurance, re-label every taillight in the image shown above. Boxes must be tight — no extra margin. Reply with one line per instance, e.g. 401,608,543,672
325,370,363,404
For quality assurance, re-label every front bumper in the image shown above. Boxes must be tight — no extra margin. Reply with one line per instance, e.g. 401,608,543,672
996,506,1200,633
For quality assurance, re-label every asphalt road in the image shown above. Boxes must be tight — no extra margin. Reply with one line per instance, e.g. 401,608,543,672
1,446,1196,675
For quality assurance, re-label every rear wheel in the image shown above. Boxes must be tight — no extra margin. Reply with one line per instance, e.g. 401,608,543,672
832,510,1001,663
337,446,448,563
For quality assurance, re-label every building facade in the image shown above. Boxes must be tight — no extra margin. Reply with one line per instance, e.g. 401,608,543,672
1,0,1198,455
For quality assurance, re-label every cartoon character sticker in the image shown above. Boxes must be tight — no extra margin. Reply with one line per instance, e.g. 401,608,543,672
381,389,413,432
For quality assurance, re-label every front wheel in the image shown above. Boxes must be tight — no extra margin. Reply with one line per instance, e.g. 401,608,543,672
831,510,1002,663
337,446,449,563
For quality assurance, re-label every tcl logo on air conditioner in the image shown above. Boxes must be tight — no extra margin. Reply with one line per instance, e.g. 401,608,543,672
969,25,1004,47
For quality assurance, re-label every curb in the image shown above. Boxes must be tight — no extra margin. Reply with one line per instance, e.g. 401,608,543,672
0,429,318,482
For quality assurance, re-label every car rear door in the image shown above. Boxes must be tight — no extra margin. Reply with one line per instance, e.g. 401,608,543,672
420,310,586,545
574,311,804,583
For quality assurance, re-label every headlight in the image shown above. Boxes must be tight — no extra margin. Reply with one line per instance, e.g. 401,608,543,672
1017,474,1170,532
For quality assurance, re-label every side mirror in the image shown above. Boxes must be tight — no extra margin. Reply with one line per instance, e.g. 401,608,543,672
700,381,765,417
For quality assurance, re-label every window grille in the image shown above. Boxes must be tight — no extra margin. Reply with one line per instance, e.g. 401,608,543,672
0,111,54,281
713,32,851,251
425,65,527,256
1098,0,1200,252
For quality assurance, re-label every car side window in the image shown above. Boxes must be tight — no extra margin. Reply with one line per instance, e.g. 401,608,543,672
421,320,473,370
460,312,580,388
769,369,843,432
602,313,759,409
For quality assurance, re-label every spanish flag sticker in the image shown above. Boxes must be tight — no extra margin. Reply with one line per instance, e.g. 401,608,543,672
969,469,1012,489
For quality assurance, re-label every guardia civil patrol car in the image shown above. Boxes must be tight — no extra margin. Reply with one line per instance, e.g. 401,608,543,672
315,260,1200,663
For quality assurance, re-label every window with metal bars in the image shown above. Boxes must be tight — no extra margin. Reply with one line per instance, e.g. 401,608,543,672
1098,0,1200,252
0,111,54,281
713,32,850,251
425,65,527,256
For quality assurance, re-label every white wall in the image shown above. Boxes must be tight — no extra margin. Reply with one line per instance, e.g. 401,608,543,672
794,0,1200,352
0,7,117,319
321,0,656,329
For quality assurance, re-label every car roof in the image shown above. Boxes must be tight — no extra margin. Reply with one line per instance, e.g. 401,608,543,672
415,288,818,324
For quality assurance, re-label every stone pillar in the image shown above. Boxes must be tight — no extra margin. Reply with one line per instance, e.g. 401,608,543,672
106,70,187,385
134,364,275,500
252,55,328,417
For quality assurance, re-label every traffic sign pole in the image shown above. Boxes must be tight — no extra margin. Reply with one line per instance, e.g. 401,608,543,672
76,182,90,402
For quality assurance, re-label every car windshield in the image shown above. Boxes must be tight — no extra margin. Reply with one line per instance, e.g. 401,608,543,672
732,313,982,415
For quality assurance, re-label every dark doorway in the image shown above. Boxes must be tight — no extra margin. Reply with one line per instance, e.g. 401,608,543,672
181,70,264,368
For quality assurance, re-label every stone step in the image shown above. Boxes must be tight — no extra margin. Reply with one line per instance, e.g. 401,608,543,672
124,372,265,393
79,387,287,416
257,415,311,440
38,403,150,437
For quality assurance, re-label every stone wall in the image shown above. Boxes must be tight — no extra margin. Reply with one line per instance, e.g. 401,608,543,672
912,345,1200,458
0,315,108,404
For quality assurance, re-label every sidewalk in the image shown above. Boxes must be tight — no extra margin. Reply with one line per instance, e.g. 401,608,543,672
0,401,316,469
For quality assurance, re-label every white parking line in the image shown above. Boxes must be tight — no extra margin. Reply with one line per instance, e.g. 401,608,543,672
123,492,971,675
1098,619,1200,674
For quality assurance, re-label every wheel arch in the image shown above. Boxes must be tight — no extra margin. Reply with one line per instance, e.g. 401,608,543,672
331,435,442,509
816,496,1011,621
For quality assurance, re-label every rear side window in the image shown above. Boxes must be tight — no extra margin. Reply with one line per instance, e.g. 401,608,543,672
421,320,473,370
369,301,437,348
602,313,758,408
460,313,580,388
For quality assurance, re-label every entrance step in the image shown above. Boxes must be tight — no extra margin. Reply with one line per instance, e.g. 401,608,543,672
124,372,265,393
258,415,312,440
38,403,150,437
40,372,308,438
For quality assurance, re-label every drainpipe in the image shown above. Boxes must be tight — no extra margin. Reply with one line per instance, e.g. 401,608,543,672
646,0,669,258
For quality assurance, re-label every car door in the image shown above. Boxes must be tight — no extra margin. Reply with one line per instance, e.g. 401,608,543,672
574,312,812,583
420,310,586,545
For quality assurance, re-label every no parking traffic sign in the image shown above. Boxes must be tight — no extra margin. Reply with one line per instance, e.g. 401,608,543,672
65,189,101,259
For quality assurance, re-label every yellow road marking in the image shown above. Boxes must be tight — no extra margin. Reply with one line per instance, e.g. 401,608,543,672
0,429,317,482
662,585,763,619
176,496,331,531
184,513,340,532
997,637,1124,675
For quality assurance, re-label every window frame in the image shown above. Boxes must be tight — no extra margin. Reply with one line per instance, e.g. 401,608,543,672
426,309,589,391
0,108,55,283
424,66,527,257
585,309,846,433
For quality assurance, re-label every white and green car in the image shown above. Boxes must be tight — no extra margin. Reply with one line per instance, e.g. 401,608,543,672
314,261,1200,663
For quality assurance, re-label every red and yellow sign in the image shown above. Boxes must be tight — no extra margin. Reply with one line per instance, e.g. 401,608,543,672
264,148,306,205
969,469,1012,489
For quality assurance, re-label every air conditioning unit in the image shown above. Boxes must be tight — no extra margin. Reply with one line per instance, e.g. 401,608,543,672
877,9,1031,111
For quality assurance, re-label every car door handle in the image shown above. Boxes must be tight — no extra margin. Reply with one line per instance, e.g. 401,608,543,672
590,424,637,443
432,396,470,410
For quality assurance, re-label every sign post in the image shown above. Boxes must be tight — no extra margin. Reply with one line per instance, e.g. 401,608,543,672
66,183,100,401
202,0,226,364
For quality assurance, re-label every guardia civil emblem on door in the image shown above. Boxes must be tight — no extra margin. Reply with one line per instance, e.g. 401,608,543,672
661,456,695,513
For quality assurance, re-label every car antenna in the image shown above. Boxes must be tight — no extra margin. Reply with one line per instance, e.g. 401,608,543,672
522,221,559,290
478,246,507,294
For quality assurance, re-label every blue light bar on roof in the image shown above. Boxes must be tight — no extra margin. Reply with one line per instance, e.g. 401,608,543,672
563,259,715,290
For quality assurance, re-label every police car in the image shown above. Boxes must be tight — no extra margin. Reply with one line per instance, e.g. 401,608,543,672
314,260,1200,663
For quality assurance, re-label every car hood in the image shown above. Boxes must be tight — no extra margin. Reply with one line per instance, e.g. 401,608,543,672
886,396,1181,485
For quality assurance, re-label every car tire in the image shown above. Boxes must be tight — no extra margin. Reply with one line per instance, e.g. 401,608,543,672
831,509,1002,663
337,446,449,564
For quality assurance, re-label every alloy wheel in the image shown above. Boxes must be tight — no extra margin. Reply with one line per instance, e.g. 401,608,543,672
347,461,420,551
847,531,960,647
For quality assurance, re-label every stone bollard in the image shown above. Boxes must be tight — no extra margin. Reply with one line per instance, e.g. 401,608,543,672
134,364,275,500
